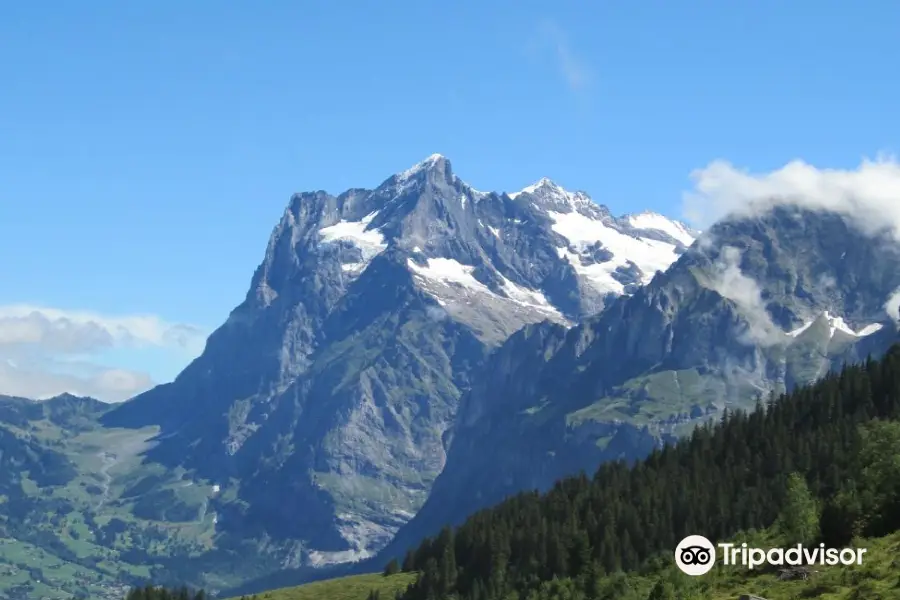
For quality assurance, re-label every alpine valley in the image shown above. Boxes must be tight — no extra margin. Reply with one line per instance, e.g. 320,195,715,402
1,155,899,599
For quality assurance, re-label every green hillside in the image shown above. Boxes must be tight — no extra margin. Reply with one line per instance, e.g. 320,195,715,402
520,529,900,600
224,529,900,600
392,347,900,600
225,572,416,600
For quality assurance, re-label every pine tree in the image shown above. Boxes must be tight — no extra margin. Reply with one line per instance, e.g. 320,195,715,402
646,578,676,600
441,535,457,591
402,550,416,572
778,473,820,545
857,419,900,533
384,558,401,576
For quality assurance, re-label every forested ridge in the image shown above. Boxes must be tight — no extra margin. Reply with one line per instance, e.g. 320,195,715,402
127,344,900,600
393,344,900,600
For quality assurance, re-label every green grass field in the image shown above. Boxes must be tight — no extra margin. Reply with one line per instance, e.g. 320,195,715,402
231,572,416,600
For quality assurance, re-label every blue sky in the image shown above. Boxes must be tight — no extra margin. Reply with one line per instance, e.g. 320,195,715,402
1,0,899,400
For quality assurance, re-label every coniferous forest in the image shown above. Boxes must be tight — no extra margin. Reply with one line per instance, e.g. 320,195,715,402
123,586,210,600
126,345,900,600
395,345,900,600
123,587,258,600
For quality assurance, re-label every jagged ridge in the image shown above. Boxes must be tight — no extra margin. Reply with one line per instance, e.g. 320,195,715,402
101,155,696,569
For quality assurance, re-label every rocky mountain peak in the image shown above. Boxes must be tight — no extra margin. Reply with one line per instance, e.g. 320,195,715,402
241,157,700,335
101,155,710,571
386,153,455,189
510,177,595,212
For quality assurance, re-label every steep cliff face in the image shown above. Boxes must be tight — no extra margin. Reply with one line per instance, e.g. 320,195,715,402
102,155,695,564
379,205,900,560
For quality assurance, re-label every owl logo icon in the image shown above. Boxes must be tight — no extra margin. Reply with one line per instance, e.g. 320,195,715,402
675,535,716,576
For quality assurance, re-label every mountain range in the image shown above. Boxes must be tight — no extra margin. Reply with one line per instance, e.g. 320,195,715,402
102,154,697,567
377,203,900,565
1,154,899,599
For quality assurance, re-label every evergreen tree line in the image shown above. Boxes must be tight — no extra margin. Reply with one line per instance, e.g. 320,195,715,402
394,345,900,600
123,584,259,599
123,586,208,600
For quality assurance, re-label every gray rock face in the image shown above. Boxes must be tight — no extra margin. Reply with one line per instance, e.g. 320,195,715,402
380,204,900,560
102,155,695,565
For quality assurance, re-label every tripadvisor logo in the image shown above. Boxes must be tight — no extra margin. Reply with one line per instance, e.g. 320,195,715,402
675,535,716,576
674,535,867,576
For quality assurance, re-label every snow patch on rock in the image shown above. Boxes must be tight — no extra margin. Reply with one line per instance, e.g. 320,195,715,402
547,210,683,294
787,311,884,339
627,211,697,246
318,211,387,274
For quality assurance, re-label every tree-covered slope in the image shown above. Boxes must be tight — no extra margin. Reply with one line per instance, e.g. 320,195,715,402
205,528,900,600
390,343,900,600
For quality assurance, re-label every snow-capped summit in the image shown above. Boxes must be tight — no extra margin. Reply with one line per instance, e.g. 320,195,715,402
108,154,704,566
395,153,450,181
509,177,592,209
296,155,700,326
511,177,563,198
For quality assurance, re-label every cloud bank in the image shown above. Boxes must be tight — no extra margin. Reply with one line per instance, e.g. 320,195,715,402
683,156,900,240
685,155,900,330
0,305,207,402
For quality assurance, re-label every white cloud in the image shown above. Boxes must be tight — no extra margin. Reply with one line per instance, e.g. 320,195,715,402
0,305,207,402
0,361,154,403
706,246,782,347
885,288,900,325
537,21,592,93
682,155,900,240
683,155,900,325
